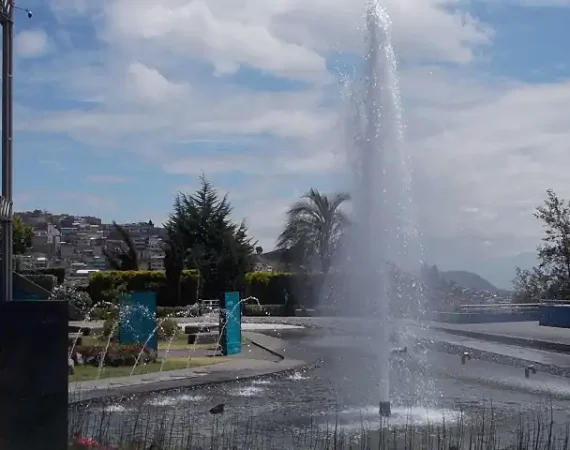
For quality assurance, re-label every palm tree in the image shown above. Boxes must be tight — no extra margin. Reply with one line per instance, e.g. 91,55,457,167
277,188,350,274
103,222,139,271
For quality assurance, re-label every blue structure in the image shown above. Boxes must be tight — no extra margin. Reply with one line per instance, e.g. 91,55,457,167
539,304,570,328
13,273,50,300
220,291,242,356
119,291,158,352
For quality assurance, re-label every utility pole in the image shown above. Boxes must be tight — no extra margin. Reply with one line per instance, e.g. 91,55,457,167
0,0,14,304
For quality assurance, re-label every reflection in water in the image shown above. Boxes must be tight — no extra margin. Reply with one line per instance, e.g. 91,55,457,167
70,328,570,448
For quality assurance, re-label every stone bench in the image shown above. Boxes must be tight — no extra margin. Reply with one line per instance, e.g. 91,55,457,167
68,325,92,336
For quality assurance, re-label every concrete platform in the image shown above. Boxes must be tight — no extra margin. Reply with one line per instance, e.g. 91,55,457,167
431,321,570,352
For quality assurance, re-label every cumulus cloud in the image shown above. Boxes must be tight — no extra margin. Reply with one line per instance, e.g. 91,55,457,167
14,0,570,287
15,29,49,58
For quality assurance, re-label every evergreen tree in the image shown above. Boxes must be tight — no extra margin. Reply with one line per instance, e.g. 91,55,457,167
166,176,255,299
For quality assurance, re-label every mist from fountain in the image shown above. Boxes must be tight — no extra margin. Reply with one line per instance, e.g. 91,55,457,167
334,0,426,415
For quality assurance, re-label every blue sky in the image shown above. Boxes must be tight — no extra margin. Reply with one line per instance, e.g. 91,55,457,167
8,0,570,287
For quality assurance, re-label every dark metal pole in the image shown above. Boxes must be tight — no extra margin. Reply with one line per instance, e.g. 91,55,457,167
1,0,14,303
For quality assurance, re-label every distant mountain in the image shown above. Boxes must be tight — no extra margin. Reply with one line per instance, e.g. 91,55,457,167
439,270,500,293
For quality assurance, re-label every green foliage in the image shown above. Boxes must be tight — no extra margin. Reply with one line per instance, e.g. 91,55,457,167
89,306,117,321
103,317,119,341
26,274,56,292
100,282,129,305
20,267,65,284
12,215,34,255
513,189,570,300
243,304,286,316
244,271,294,285
157,318,179,340
50,284,92,312
166,176,255,299
277,188,350,274
156,305,200,318
71,343,156,367
88,270,200,306
102,221,139,271
244,271,306,309
244,271,335,311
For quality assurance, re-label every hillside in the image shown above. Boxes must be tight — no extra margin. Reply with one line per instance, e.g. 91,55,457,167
439,270,499,293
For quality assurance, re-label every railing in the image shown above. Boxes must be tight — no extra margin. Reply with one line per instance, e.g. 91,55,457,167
456,299,570,314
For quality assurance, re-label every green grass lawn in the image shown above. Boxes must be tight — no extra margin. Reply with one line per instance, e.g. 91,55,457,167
69,356,230,382
78,334,219,351
160,335,220,350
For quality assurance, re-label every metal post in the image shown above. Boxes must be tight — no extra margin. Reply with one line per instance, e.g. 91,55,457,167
0,0,13,304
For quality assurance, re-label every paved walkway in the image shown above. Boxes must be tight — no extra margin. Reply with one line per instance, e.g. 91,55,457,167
69,332,306,404
432,321,570,345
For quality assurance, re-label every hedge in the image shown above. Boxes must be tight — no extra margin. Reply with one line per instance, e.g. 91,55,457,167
71,343,156,367
26,274,57,292
21,267,66,284
88,270,200,307
244,272,325,307
243,304,286,316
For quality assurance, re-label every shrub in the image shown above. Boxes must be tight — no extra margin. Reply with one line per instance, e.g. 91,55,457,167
157,305,199,318
50,284,92,313
102,318,119,342
88,270,200,307
71,343,156,367
21,267,66,284
243,304,286,316
244,272,294,305
243,271,343,308
90,306,117,321
157,318,179,340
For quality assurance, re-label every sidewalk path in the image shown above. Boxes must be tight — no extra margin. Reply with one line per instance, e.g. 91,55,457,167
411,321,570,377
69,332,309,404
430,321,570,352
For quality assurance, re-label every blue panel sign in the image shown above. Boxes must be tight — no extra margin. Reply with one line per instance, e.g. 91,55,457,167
222,291,242,355
119,291,158,352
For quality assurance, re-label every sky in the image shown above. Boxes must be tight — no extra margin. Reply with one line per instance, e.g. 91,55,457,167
8,0,570,288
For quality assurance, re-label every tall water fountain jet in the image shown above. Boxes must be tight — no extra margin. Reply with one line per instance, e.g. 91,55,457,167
341,1,420,417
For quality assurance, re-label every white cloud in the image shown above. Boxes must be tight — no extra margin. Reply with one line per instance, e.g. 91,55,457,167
15,29,49,58
15,0,570,286
86,175,132,184
51,0,489,80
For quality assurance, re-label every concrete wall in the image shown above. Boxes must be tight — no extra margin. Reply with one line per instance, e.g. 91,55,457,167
539,305,570,328
435,311,539,324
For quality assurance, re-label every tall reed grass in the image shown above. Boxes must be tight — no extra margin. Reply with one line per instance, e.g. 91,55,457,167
69,402,570,450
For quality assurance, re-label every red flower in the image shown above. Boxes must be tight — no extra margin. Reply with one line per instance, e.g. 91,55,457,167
73,435,102,448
